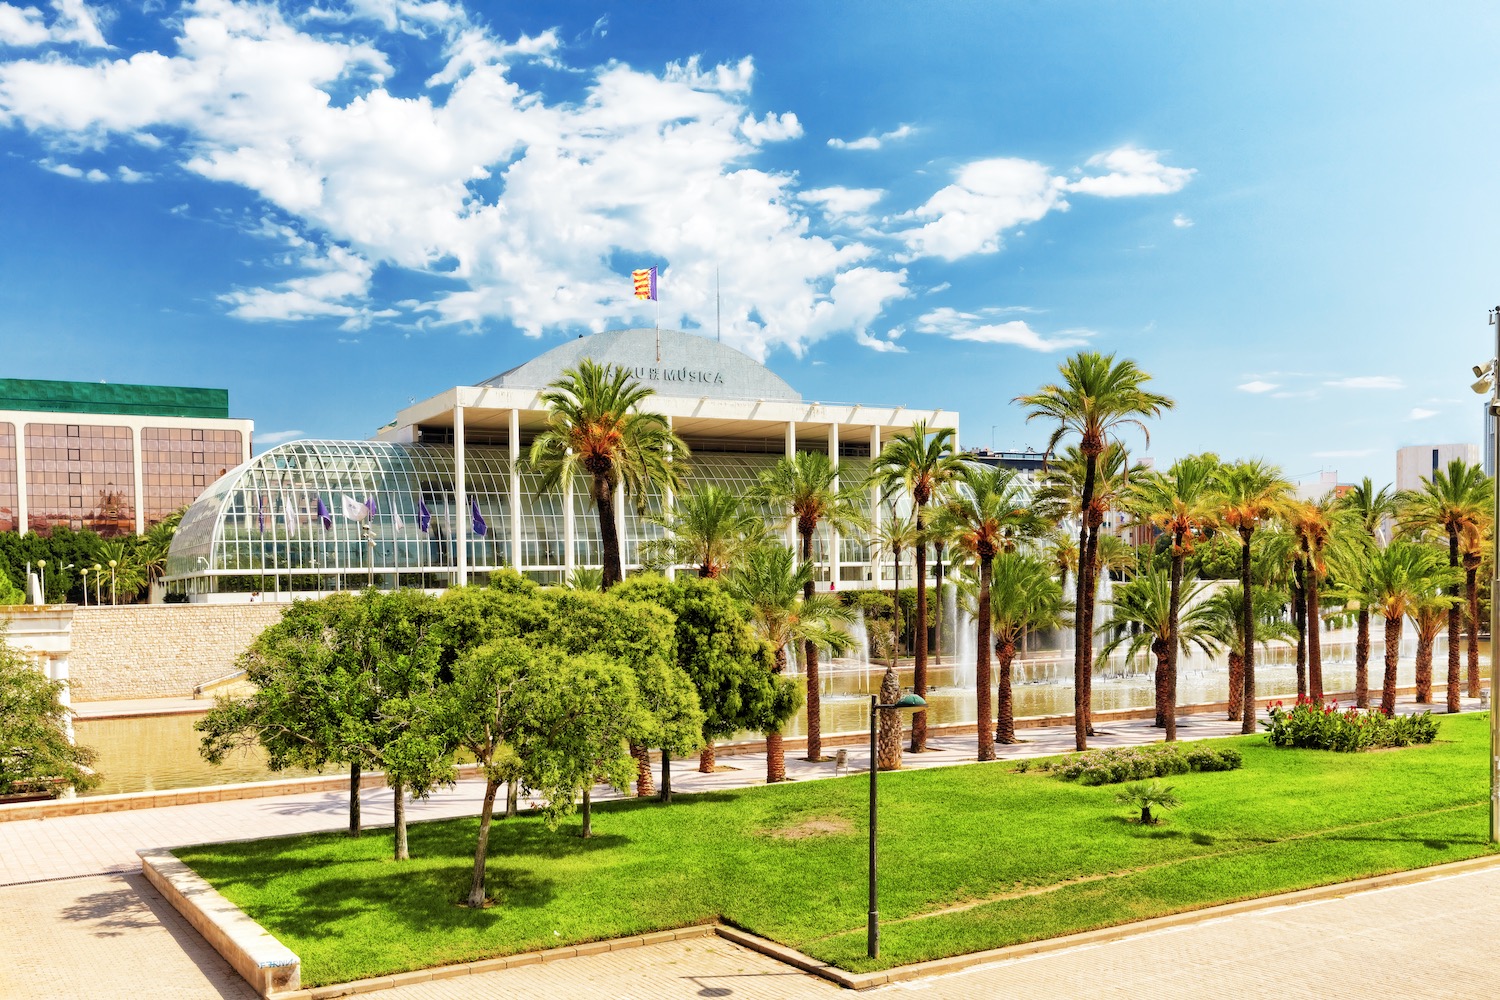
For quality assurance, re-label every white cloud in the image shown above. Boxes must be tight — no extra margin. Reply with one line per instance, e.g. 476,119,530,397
896,158,1068,260
0,0,106,48
797,185,883,224
1172,213,1193,228
854,330,906,353
827,123,912,151
926,281,950,295
915,306,1091,352
116,164,145,182
1324,376,1405,390
1066,146,1195,198
739,110,801,144
1311,449,1374,458
1409,407,1438,420
220,244,381,329
40,158,80,176
1237,380,1278,393
255,429,305,445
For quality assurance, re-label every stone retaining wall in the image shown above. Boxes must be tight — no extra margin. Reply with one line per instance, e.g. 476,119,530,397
68,604,286,701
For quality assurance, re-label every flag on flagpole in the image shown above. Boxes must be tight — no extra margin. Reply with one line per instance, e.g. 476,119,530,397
282,494,300,537
417,497,431,534
393,509,405,532
631,266,657,301
342,495,370,523
365,495,378,518
470,497,487,537
256,493,265,535
316,497,332,530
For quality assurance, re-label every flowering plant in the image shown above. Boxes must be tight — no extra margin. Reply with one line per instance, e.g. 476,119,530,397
1261,700,1438,752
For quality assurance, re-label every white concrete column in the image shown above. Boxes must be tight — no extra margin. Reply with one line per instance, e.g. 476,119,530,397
615,480,627,573
509,410,522,570
15,421,28,536
564,461,576,579
869,425,882,590
828,422,840,590
131,425,145,534
784,421,798,550
454,404,467,587
664,416,676,582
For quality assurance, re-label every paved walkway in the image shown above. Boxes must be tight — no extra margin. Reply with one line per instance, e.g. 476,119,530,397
1,697,1490,999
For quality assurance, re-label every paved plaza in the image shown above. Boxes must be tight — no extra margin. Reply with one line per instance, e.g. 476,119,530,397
4,700,1498,999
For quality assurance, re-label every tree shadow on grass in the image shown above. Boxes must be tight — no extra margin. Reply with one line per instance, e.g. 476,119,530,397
1316,833,1489,850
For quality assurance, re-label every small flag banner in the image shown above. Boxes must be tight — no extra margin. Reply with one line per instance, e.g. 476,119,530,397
342,495,370,523
471,497,488,537
282,494,300,537
417,497,432,534
317,497,333,530
632,266,657,301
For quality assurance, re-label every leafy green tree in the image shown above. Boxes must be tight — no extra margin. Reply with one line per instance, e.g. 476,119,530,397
613,574,793,774
1096,569,1216,741
1399,458,1492,708
754,451,868,761
870,420,966,752
935,464,1041,760
528,360,688,589
1018,353,1173,752
724,544,841,782
649,484,767,579
0,622,98,796
1214,459,1293,732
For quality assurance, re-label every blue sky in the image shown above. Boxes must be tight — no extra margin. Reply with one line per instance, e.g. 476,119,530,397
1,1,1497,487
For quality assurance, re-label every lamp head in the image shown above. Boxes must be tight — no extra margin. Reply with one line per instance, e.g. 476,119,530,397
1472,377,1493,395
893,693,927,709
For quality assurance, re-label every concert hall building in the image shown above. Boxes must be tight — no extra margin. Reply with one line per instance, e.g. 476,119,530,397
164,329,959,600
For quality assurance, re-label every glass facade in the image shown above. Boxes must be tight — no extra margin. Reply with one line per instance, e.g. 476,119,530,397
25,422,135,535
141,426,245,524
0,422,15,533
166,439,886,596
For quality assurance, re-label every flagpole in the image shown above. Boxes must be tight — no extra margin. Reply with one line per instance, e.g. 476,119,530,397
716,265,721,343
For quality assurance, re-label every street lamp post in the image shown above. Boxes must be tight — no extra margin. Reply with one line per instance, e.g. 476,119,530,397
868,691,926,959
93,563,102,606
109,559,118,606
80,566,88,607
1475,307,1500,845
37,559,45,603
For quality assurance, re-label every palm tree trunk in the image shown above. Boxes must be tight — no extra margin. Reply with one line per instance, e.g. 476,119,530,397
632,743,654,797
1079,501,1104,744
911,507,929,753
1381,615,1402,716
1162,540,1184,739
765,729,785,783
1153,639,1174,741
1293,559,1307,700
467,778,501,907
699,744,716,773
996,635,1018,744
596,474,623,589
1307,568,1323,702
348,760,361,837
1239,527,1256,734
1415,629,1434,703
392,778,408,861
976,553,994,761
1227,650,1244,720
1073,455,1098,752
581,784,593,838
1356,608,1371,708
801,527,823,761
877,665,903,770
1446,530,1461,711
1466,561,1481,699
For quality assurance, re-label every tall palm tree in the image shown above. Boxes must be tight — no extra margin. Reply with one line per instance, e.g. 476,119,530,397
724,544,853,782
1199,583,1296,720
647,484,765,579
1125,455,1219,738
1412,597,1450,703
870,420,966,752
1214,460,1293,732
753,451,869,761
1398,458,1492,710
1288,496,1342,702
1462,525,1487,698
1336,478,1399,708
934,465,1043,760
1097,569,1216,741
528,359,688,589
1362,540,1461,715
1042,528,1079,595
956,551,1068,746
872,509,918,770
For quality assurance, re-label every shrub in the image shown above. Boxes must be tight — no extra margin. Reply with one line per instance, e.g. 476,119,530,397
1115,781,1180,825
1261,699,1439,752
1035,742,1242,786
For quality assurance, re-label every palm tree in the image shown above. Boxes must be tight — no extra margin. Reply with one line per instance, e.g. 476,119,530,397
934,465,1043,760
724,544,853,782
1096,569,1216,741
1336,478,1399,708
872,509,918,770
1288,496,1342,702
1462,526,1487,698
528,359,688,589
753,451,868,761
1214,460,1293,732
1022,328,1170,753
956,551,1068,745
869,420,966,752
1398,458,1492,710
1200,583,1297,721
1363,540,1461,715
1412,597,1450,703
647,484,764,579
1124,455,1219,739
1042,528,1079,594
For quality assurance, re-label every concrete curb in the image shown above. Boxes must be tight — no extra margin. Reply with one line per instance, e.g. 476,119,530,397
139,848,300,998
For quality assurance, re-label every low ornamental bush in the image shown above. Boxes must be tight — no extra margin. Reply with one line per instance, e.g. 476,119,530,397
1261,699,1439,752
1032,742,1243,786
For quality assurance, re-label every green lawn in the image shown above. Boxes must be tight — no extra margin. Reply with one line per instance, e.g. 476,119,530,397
177,713,1498,985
